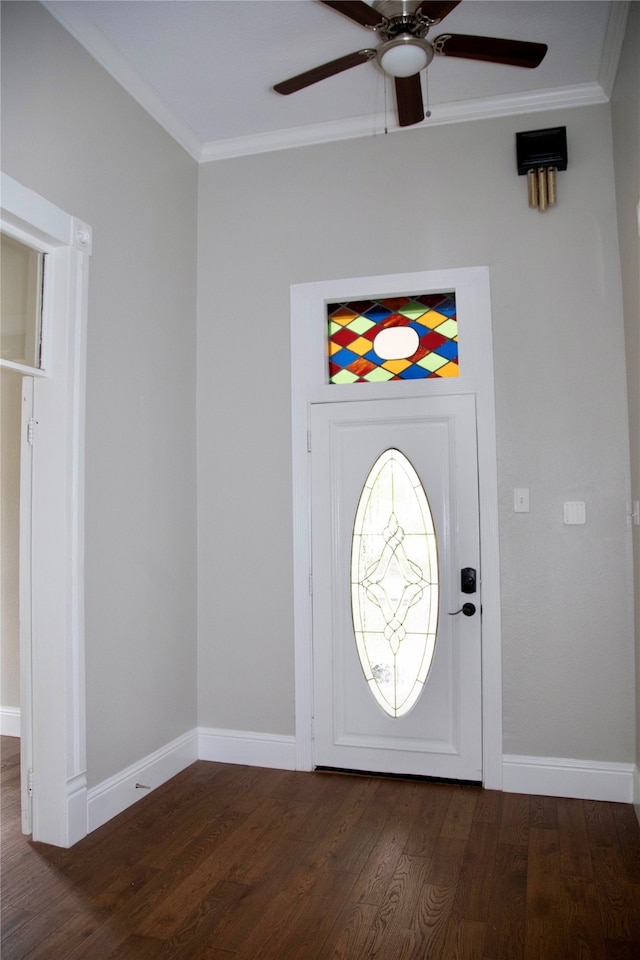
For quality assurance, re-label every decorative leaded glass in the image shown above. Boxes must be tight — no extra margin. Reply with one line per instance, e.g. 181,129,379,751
328,293,457,384
351,449,439,718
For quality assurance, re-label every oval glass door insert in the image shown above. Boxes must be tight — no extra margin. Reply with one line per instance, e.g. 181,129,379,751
351,449,439,717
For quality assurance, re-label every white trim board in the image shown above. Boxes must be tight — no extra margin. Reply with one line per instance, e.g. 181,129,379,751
87,730,199,834
198,728,296,771
84,730,638,839
86,727,295,834
503,754,635,804
200,83,607,162
0,707,21,738
634,765,640,828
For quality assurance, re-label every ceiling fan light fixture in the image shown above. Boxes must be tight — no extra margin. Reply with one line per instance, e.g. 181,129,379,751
377,36,433,77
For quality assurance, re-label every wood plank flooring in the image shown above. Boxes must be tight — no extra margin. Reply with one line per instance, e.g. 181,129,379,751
2,735,639,959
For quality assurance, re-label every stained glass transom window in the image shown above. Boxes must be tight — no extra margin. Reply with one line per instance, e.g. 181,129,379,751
351,449,439,718
328,293,458,384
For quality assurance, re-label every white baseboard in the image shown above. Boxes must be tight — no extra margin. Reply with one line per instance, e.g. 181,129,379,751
87,729,198,833
86,727,295,837
198,727,296,770
0,706,20,738
503,753,635,803
85,734,637,839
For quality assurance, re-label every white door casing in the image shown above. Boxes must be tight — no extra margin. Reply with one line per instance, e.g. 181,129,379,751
311,395,482,780
1,173,90,846
291,267,503,789
19,377,34,834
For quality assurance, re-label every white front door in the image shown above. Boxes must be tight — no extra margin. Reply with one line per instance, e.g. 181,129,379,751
310,394,482,781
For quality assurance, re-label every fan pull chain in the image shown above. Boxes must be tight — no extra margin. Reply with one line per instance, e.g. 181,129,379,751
384,76,389,134
425,70,431,119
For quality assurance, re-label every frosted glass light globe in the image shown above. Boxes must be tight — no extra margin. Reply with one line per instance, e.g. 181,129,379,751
379,40,430,77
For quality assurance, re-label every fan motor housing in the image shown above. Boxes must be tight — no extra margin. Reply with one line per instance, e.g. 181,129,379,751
373,1,423,22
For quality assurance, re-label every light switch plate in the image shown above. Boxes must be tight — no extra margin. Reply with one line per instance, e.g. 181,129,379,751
564,501,586,524
514,488,529,512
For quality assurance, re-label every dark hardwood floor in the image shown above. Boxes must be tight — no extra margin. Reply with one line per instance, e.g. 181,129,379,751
2,735,639,959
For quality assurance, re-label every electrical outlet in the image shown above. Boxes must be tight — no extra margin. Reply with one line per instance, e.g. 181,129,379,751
514,488,529,513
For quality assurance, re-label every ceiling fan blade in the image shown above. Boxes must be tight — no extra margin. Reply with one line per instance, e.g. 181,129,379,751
395,74,424,127
320,1,383,29
434,34,547,68
418,2,462,24
274,49,375,95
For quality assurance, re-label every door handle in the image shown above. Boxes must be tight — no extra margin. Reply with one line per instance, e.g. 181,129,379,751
448,602,476,617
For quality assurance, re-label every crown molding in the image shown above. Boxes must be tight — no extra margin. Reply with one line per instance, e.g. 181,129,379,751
200,82,608,162
599,0,631,98
41,1,203,162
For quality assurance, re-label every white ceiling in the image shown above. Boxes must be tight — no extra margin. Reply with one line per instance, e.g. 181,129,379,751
42,0,628,161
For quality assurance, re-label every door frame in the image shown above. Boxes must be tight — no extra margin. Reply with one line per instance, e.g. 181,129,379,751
290,267,503,789
19,376,35,834
1,173,91,846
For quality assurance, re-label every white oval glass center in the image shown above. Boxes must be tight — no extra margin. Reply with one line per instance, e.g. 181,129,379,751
373,326,420,361
351,449,439,718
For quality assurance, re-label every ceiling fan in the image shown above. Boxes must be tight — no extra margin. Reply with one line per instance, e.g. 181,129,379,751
273,0,548,127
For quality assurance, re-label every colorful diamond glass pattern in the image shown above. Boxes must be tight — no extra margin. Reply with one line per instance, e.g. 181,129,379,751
327,293,458,384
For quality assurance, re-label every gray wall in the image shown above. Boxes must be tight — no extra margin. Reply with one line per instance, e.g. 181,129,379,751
1,1,198,786
197,103,635,763
611,1,640,795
